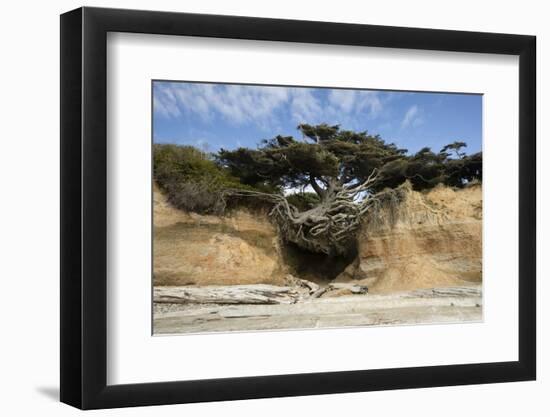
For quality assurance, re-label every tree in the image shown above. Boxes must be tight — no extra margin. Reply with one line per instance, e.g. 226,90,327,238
218,124,408,197
217,124,410,255
441,141,467,159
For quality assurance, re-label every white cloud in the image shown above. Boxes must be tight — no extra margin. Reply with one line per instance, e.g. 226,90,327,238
328,90,382,118
401,105,423,128
289,88,322,124
328,90,357,112
153,85,181,118
357,91,383,117
154,83,289,127
325,90,384,129
153,83,386,131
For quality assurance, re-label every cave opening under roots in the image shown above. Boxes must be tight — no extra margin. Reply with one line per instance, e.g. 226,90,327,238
280,239,358,284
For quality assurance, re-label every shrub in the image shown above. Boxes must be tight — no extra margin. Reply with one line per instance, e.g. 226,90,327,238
153,144,275,213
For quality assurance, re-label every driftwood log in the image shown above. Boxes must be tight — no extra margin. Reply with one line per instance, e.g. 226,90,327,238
154,279,369,306
154,284,305,305
310,282,369,298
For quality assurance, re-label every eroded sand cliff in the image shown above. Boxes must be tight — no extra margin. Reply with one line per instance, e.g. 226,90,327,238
153,183,286,286
337,181,482,293
153,182,482,293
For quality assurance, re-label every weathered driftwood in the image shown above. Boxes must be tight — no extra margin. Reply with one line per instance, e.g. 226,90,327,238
283,275,368,298
154,284,308,305
283,274,320,294
407,286,482,298
154,280,370,305
310,282,369,298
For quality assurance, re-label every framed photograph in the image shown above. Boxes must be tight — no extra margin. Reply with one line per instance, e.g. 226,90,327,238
60,6,536,409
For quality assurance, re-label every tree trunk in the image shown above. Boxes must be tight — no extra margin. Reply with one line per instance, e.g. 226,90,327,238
309,174,325,199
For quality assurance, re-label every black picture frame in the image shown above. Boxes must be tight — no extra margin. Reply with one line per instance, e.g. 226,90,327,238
60,6,536,410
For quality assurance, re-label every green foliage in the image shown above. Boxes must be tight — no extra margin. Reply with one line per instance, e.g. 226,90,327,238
443,151,482,187
154,144,224,185
441,141,467,159
377,144,482,191
154,144,262,213
217,124,409,194
217,123,482,195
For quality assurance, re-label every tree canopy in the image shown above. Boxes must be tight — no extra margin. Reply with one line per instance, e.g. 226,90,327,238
217,123,481,197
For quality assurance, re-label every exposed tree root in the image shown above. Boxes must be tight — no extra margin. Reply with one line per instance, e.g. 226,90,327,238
221,170,408,256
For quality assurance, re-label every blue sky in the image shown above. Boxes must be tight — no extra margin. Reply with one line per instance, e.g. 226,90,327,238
153,81,482,155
